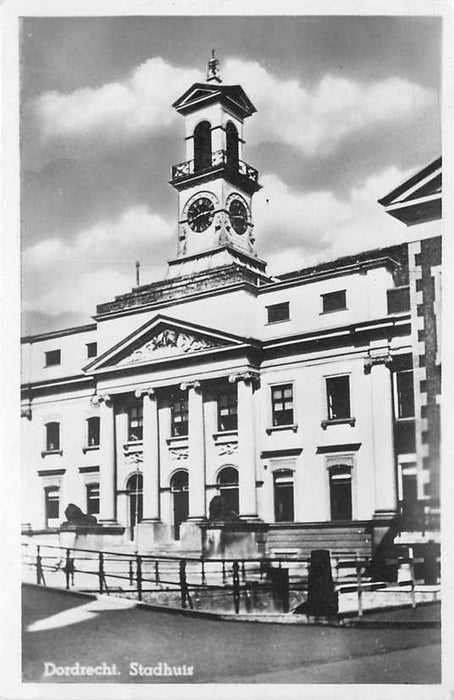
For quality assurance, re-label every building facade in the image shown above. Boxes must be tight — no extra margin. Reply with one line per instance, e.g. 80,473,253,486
21,57,441,557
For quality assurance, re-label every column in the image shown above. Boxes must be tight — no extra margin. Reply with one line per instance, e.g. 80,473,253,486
137,388,160,521
97,394,116,523
366,357,397,517
182,380,206,520
231,372,258,519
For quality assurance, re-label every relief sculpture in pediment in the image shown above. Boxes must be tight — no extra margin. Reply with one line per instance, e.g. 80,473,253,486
119,329,223,364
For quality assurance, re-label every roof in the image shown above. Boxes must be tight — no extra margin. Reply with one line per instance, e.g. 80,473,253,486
378,157,441,226
172,82,256,119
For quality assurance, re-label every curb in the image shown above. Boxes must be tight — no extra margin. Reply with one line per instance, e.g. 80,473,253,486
22,583,441,628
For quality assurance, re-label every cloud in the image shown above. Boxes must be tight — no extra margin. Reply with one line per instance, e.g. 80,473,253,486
253,165,420,273
23,205,174,317
34,57,200,143
223,59,434,155
33,57,434,157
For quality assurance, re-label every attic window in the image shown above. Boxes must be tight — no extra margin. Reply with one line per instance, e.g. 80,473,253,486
267,302,290,324
321,290,347,314
45,349,61,367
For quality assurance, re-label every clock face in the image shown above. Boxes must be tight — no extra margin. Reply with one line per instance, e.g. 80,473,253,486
187,197,215,232
228,198,248,235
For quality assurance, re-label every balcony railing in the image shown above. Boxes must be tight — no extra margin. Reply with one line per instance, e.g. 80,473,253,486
171,150,259,185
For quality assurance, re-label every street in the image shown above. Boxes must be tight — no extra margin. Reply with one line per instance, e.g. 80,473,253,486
22,584,441,684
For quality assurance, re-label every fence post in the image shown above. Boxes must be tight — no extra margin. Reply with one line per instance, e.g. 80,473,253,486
129,559,134,586
232,560,240,614
64,548,74,590
356,561,363,618
155,560,160,585
241,561,246,582
179,559,192,609
201,560,206,585
98,552,105,594
36,545,45,586
136,555,143,601
222,560,226,584
409,553,416,609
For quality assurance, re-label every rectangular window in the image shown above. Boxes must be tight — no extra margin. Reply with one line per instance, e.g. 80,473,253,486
217,386,238,431
87,416,100,447
45,349,61,366
274,471,294,522
395,370,415,419
387,287,410,314
326,375,351,420
45,422,60,451
329,467,352,521
321,290,347,314
171,393,189,437
271,384,294,426
267,302,290,324
86,342,97,358
127,404,143,441
86,484,100,515
45,487,60,526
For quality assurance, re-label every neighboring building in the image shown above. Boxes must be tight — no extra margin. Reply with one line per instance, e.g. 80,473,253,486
21,55,441,558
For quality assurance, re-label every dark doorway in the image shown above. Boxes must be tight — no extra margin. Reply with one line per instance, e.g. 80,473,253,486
274,470,294,522
217,466,239,516
127,473,143,541
400,467,418,526
226,121,239,169
171,470,189,540
193,121,212,172
329,467,352,521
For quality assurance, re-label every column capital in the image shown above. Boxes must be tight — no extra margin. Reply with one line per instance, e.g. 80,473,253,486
180,380,201,392
91,393,112,406
364,354,393,375
134,387,156,399
228,371,260,386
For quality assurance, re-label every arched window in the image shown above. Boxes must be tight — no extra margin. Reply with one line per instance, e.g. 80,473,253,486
170,470,189,540
226,122,239,169
45,422,60,452
126,473,143,539
328,465,352,521
217,466,239,516
273,469,294,522
87,416,100,447
193,121,212,172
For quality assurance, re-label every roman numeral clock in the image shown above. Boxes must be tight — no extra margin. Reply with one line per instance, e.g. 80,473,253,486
169,52,263,273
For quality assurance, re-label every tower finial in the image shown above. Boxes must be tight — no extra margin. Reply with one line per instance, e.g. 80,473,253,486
207,49,222,83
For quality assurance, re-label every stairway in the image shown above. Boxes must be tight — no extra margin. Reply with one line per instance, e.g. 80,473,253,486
265,522,373,559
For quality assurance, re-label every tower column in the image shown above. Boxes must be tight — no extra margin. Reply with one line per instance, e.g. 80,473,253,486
96,394,117,524
230,372,258,519
182,380,206,520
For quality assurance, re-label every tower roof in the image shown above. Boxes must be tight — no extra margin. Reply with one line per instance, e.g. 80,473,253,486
172,82,256,119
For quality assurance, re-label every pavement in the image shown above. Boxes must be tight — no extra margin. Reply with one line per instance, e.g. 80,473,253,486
22,584,441,684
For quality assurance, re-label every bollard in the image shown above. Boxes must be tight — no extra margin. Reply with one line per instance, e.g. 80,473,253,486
232,560,240,614
136,555,143,601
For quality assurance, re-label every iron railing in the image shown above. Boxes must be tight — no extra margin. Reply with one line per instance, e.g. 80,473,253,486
171,150,259,184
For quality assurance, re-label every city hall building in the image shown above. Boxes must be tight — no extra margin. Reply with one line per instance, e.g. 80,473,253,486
21,55,441,558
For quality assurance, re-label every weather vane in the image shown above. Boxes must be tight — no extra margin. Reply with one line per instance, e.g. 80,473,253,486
207,48,222,83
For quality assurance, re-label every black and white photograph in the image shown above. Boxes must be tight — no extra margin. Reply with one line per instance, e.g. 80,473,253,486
2,1,453,697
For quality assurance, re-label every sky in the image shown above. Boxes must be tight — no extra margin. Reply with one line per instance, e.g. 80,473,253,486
20,15,441,336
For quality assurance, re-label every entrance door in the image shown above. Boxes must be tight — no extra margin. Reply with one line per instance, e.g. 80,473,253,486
127,473,143,541
171,470,189,540
274,470,294,522
400,464,418,527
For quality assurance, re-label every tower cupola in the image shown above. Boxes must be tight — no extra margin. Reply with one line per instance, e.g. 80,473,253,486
167,53,266,279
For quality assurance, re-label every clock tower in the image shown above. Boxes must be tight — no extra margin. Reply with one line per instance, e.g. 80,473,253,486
167,51,267,279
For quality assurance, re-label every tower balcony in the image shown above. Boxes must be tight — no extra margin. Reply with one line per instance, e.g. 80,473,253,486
170,149,261,194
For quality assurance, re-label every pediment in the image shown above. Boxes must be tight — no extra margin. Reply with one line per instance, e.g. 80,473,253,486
378,157,442,207
173,83,256,118
85,315,248,373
